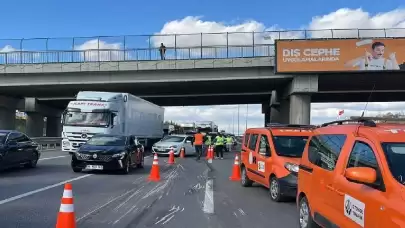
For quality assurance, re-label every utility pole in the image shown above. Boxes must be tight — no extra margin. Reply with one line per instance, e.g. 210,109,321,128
237,105,240,136
232,112,235,135
245,104,248,130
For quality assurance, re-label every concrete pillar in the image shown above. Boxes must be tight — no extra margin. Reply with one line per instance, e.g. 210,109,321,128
26,112,44,137
0,107,16,130
289,94,311,125
279,99,290,124
264,111,270,126
46,116,62,137
269,107,281,123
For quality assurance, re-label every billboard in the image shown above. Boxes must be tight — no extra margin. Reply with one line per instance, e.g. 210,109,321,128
275,38,405,73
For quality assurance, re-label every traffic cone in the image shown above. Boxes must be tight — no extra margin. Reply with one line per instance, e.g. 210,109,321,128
167,148,175,164
205,146,211,160
206,146,214,163
56,183,76,228
229,154,241,181
148,153,161,182
180,147,185,158
209,146,214,160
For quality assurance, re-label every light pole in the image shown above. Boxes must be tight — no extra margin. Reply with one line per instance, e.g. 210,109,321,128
237,105,240,135
245,104,248,130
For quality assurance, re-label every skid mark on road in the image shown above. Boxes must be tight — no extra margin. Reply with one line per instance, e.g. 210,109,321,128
154,205,184,225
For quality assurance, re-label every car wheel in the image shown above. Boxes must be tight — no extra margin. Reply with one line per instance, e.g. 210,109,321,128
25,152,39,168
269,176,284,202
121,156,131,174
299,196,319,228
72,167,82,173
241,166,253,187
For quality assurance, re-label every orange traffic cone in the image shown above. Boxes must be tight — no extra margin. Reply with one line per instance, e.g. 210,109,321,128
148,153,161,182
180,147,185,158
56,183,76,228
167,148,175,164
229,154,241,181
205,146,211,160
207,146,214,163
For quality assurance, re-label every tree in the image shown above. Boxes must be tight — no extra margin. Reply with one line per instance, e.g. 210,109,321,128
376,111,405,118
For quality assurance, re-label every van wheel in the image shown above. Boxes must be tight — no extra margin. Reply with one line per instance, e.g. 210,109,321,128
269,176,284,202
299,196,319,228
241,166,253,187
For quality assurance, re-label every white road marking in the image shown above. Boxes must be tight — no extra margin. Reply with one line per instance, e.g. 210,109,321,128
0,174,93,206
39,155,68,161
203,179,214,214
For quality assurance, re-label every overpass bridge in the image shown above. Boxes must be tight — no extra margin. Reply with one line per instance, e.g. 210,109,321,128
1,28,405,136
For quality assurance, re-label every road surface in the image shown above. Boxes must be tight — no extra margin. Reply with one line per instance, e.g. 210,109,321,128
0,150,299,228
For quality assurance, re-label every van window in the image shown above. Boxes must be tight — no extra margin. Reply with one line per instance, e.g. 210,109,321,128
347,141,378,169
244,133,250,147
308,134,347,171
272,136,308,158
259,135,271,156
248,134,259,151
381,142,405,185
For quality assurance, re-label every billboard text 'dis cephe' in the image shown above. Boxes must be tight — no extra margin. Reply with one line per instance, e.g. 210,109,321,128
281,48,341,63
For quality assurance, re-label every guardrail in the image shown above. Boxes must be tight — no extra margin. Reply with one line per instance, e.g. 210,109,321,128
0,28,403,64
31,137,61,151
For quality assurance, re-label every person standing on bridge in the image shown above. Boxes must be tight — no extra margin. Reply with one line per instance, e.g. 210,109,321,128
159,43,166,60
193,129,205,160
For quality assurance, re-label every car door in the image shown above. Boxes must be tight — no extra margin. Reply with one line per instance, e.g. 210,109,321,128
332,139,386,228
4,133,21,166
128,136,137,165
16,133,32,162
245,133,261,182
255,133,272,185
307,134,347,224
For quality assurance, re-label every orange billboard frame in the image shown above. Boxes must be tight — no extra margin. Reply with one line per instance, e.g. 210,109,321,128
275,38,405,73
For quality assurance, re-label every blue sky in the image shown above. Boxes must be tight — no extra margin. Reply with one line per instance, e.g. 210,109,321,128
3,0,405,133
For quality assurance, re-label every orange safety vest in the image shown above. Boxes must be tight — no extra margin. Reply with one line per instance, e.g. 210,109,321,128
194,133,204,145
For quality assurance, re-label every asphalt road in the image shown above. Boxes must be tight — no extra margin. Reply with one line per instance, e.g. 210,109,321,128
0,149,299,228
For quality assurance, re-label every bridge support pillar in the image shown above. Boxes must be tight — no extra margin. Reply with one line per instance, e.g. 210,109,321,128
0,96,18,130
46,116,62,137
26,112,44,137
289,94,311,125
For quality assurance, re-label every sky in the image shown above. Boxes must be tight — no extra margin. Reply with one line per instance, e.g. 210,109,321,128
1,0,405,134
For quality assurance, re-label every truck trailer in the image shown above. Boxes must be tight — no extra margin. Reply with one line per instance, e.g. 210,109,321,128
195,121,218,134
61,91,164,152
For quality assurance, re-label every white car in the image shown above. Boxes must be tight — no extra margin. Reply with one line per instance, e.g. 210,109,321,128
152,134,196,156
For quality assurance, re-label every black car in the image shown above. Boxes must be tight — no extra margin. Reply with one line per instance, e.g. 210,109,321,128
0,130,40,170
71,134,145,174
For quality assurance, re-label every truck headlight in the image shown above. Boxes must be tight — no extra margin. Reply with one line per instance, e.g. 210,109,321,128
112,152,126,159
284,162,299,173
62,141,70,146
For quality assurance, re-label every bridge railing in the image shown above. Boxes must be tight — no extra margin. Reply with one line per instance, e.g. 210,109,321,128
0,28,404,64
31,137,61,151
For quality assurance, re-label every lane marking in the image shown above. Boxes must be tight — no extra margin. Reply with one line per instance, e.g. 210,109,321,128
0,174,93,206
203,179,214,214
39,155,68,161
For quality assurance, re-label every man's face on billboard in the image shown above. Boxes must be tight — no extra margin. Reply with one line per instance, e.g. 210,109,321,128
372,45,385,59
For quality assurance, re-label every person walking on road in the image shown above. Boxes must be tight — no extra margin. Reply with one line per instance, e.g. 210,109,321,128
225,135,233,152
204,133,212,156
193,129,205,160
214,133,225,159
159,43,166,60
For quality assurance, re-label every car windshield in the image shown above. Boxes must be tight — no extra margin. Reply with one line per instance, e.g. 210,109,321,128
381,142,405,185
86,136,126,146
63,111,110,127
273,136,309,157
161,136,185,143
0,132,8,144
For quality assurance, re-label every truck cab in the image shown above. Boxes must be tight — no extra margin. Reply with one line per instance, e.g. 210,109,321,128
61,92,123,152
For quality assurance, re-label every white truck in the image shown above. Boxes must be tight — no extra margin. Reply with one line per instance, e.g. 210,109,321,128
179,122,195,133
195,121,218,133
61,91,164,152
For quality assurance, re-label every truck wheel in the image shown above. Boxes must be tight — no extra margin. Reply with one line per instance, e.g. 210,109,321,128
269,176,284,202
241,166,253,187
299,196,319,228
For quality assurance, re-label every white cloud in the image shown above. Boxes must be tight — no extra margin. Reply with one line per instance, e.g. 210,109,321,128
74,39,125,61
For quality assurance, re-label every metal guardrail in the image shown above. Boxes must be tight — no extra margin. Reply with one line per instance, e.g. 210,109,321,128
0,28,404,64
31,137,62,151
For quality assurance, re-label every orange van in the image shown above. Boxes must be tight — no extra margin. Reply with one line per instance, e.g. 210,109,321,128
240,124,315,202
297,117,405,228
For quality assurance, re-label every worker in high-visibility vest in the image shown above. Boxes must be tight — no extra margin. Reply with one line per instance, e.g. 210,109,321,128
193,130,205,160
214,133,225,159
204,133,211,156
225,135,234,152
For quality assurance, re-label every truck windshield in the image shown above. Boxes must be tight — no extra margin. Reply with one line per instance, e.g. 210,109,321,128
63,111,110,127
381,142,405,185
161,136,185,142
273,136,309,157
